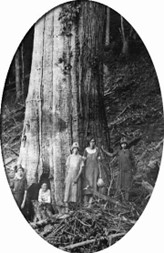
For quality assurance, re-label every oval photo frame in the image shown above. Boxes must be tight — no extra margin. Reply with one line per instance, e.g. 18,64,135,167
0,1,164,253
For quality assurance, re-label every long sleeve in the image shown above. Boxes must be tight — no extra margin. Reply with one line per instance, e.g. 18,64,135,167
65,155,70,180
23,177,28,191
66,155,70,167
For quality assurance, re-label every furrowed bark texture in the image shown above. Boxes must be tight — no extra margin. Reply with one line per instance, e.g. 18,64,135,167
18,2,110,205
15,49,21,100
77,2,109,148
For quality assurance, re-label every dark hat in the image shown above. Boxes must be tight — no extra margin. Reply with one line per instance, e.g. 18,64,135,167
120,137,128,144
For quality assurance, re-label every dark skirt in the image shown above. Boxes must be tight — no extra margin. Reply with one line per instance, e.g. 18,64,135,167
13,191,24,207
117,170,133,192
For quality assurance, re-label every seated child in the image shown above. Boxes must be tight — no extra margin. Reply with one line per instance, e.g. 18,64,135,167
37,183,53,219
38,183,51,203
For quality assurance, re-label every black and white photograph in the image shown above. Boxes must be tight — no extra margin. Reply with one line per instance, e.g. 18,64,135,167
0,0,164,253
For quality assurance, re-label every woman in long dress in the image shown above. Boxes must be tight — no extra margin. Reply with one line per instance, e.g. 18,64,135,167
102,137,136,201
8,165,17,190
64,142,84,213
12,165,27,209
83,137,103,207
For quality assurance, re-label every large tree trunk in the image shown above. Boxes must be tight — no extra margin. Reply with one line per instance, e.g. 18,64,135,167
20,43,25,101
77,2,110,148
18,1,110,206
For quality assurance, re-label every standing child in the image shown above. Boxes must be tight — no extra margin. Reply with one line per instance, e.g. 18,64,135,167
64,142,84,213
102,137,136,201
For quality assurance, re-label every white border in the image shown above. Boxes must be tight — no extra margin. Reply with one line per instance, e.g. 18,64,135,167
0,1,164,253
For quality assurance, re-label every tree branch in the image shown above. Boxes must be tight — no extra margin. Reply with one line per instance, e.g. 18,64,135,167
61,232,125,250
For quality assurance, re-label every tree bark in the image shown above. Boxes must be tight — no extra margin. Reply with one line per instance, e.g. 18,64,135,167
15,49,21,100
120,15,129,56
105,8,110,46
18,2,110,206
77,2,110,148
21,43,25,101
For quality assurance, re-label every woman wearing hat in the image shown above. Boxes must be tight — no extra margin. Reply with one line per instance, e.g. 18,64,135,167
102,137,136,201
64,142,84,213
12,165,28,209
8,165,17,190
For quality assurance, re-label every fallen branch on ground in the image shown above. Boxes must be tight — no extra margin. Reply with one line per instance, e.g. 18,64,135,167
141,180,153,194
60,232,126,250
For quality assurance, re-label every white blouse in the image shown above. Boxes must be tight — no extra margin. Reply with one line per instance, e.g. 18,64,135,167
38,189,51,203
86,147,97,154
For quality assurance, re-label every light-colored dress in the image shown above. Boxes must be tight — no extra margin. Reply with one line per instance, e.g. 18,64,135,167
83,147,101,195
64,154,84,203
38,189,51,203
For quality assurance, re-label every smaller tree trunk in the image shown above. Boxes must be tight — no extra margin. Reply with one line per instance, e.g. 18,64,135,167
120,16,129,56
105,8,110,46
15,49,21,101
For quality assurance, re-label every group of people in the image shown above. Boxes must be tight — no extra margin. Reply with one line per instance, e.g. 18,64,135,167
64,139,100,213
9,166,51,213
64,137,136,213
8,136,136,216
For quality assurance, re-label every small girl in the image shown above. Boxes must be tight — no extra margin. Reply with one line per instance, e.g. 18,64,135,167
38,182,53,218
38,183,51,204
102,137,136,201
64,142,84,213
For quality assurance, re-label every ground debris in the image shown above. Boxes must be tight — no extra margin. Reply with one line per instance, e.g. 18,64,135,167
33,201,137,252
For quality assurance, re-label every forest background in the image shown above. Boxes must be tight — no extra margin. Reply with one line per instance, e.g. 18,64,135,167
0,1,164,253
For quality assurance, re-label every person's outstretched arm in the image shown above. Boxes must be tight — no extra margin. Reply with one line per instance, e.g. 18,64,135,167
101,146,115,157
21,190,27,209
